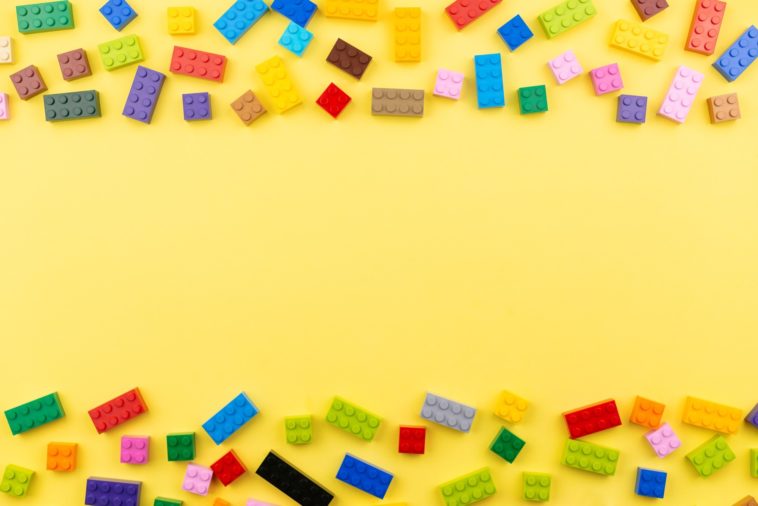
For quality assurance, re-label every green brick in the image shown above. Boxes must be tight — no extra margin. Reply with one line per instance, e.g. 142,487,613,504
518,86,548,115
0,464,34,497
98,35,144,71
16,1,74,34
325,396,381,441
751,449,758,478
686,434,735,477
489,426,525,463
154,498,182,506
4,392,64,435
561,439,619,476
285,415,313,445
166,432,195,461
539,0,597,39
44,91,101,122
440,467,496,506
523,472,551,502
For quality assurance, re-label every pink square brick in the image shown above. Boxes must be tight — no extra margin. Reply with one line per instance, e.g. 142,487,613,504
247,500,278,506
0,93,8,120
120,436,149,464
645,422,681,458
589,63,623,95
433,69,464,100
658,65,703,124
548,50,583,84
183,463,213,496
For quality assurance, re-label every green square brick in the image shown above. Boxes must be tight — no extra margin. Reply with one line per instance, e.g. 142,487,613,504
489,426,525,463
518,86,548,115
686,434,735,477
285,415,313,445
751,449,758,478
166,433,195,461
561,439,619,476
154,498,182,506
538,0,597,39
98,35,144,71
523,472,551,502
325,396,381,441
440,467,496,506
16,1,74,34
1,464,34,497
4,392,64,435
44,91,101,122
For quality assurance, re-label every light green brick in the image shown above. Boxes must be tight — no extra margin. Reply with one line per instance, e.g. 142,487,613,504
440,467,496,506
751,449,758,478
539,0,597,39
523,472,551,502
325,396,381,441
285,415,313,445
561,439,619,476
98,35,144,71
686,434,735,477
16,1,74,34
0,464,34,497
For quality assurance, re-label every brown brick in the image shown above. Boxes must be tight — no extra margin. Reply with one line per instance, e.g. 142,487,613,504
57,48,92,81
707,93,740,123
9,65,47,100
734,497,758,506
630,0,668,21
231,90,267,125
371,88,424,118
326,38,372,80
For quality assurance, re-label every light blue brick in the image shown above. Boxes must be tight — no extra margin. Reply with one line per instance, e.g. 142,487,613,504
474,54,505,109
336,454,393,499
202,392,258,445
278,22,313,57
214,0,269,45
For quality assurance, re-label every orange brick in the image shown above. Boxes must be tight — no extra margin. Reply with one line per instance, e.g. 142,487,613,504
47,442,77,472
213,499,231,506
629,396,665,428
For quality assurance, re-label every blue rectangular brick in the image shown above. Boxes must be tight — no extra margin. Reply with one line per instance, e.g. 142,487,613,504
214,0,269,44
336,454,393,499
99,0,137,31
713,26,758,82
474,54,504,108
202,392,258,445
272,0,317,27
123,66,165,124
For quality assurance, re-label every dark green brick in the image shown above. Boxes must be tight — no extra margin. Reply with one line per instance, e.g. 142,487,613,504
489,426,525,463
44,91,101,122
4,392,64,435
166,432,195,461
154,498,182,506
17,1,75,34
518,85,548,115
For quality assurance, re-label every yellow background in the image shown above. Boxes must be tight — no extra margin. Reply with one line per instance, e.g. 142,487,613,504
1,0,758,504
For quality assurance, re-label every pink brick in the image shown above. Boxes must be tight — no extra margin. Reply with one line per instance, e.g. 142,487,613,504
645,422,681,458
247,500,278,506
0,93,7,120
433,69,464,100
120,436,149,464
548,50,583,84
589,63,623,95
183,463,213,496
658,65,703,124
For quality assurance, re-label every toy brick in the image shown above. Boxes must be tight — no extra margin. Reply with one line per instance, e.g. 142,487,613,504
278,22,313,57
0,36,13,64
9,65,47,101
155,498,182,506
58,48,91,81
746,403,758,428
489,426,525,462
170,46,227,82
635,467,666,498
630,396,664,427
214,0,268,45
17,1,74,34
231,90,267,125
202,392,258,445
563,399,621,438
0,465,33,497
326,39,373,80
183,92,211,121
256,56,302,114
316,83,351,118
707,93,740,123
336,453,393,499
518,85,548,115
323,0,378,21
735,497,758,506
99,35,144,71
166,432,195,461
325,396,382,440
498,14,533,51
47,442,77,471
751,448,758,477
100,0,137,31
44,90,101,122
371,88,425,118
4,392,63,434
494,390,528,423
272,0,317,27
445,0,502,31
685,0,726,56
433,69,463,100
645,422,681,457
686,434,735,477
610,19,668,61
439,467,496,505
88,388,148,434
631,0,668,21
285,415,313,444
123,66,166,124
120,436,149,464
523,472,550,502
168,7,195,34
681,396,741,434
0,93,7,120
214,500,231,506
539,0,596,39
589,63,623,95
256,451,334,506
183,464,213,496
394,8,421,62
398,425,426,454
474,54,504,108
548,50,583,85
713,26,758,82
85,477,141,505
247,500,277,506
561,439,619,475
421,392,476,431
211,450,246,486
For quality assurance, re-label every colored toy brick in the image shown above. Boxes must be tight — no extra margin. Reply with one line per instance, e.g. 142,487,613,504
539,0,596,39
746,403,758,428
708,93,741,123
635,467,666,498
323,0,378,21
498,15,533,51
278,22,313,57
214,0,268,45
445,0,502,31
735,497,758,506
489,426,525,462
685,0,726,56
272,0,317,27
17,1,74,34
326,39,373,80
398,425,426,454
630,396,664,427
85,478,141,505
4,392,63,434
121,436,149,464
548,50,583,85
183,464,213,496
682,396,741,434
231,90,267,125
610,19,668,61
394,8,421,62
563,399,621,438
183,92,212,121
686,434,735,477
325,396,381,440
9,65,47,101
336,453,393,499
211,450,246,486
100,0,137,31
439,468,496,505
474,54,504,108
631,0,668,21
202,392,258,445
658,66,703,123
0,93,7,120
0,36,13,64
123,66,166,124
523,472,550,502
58,48,91,81
44,90,101,122
168,7,195,35
0,465,33,497
421,392,476,431
751,448,758,477
155,498,182,506
494,390,528,423
645,422,681,457
88,388,148,433
590,63,623,95
214,500,231,506
170,46,227,82
285,415,313,444
99,35,144,71
316,83,351,118
371,88,425,118
247,500,277,506
256,56,302,114
166,432,195,461
433,69,463,100
561,439,619,476
256,451,334,506
713,26,758,82
47,442,77,471
518,86,548,115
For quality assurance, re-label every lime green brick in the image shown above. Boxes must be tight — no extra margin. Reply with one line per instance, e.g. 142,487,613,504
440,467,496,506
4,392,64,435
523,472,551,502
155,498,182,506
561,439,619,476
489,426,525,463
1,465,34,497
285,415,313,445
539,0,597,39
16,1,74,34
686,435,735,477
752,449,758,478
98,35,144,71
325,396,381,441
166,432,194,461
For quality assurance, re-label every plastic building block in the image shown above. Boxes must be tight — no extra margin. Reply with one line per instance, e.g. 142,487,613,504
681,396,741,434
272,0,317,27
498,15,533,51
631,0,668,21
707,93,740,123
100,0,137,31
85,478,141,505
183,92,211,121
746,403,758,428
589,63,623,95
371,88,425,118
494,391,528,423
686,434,735,477
563,399,621,438
398,425,426,454
17,1,74,34
489,426,525,462
247,500,277,506
168,7,195,34
256,56,302,114
256,451,334,506
316,83,351,119
617,94,647,122
635,467,666,498
98,35,144,71
610,20,668,61
658,66,703,123
44,91,101,122
211,450,246,486
278,22,313,57
0,36,13,64
523,472,550,502
518,86,548,115
231,90,267,125
214,0,268,45
9,65,47,101
539,0,596,39
336,453,393,499
0,465,33,497
166,432,195,461
120,436,149,464
735,497,758,506
4,392,63,434
713,26,758,82
439,468,496,505
548,50,583,85
183,464,213,496
0,93,7,120
630,396,664,427
285,415,313,444
58,48,91,81
326,39,373,80
474,54,504,109
123,66,166,124
155,498,182,506
325,396,381,440
751,448,758,477
202,392,258,445
645,422,681,457
445,0,502,31
323,0,378,21
88,388,148,434
685,0,726,55
433,69,463,100
561,439,619,475
214,500,231,506
47,442,77,471
421,392,476,431
394,8,421,62
170,46,227,82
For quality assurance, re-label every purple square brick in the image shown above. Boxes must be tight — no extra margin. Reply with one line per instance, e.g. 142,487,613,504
645,422,681,458
746,403,758,428
183,92,211,121
85,477,141,506
617,94,647,124
123,65,165,124
120,436,149,464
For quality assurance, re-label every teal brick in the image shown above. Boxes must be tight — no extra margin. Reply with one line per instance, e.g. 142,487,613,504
489,427,525,463
439,467,496,505
523,472,551,502
686,434,735,477
154,498,182,506
539,0,596,39
166,432,195,461
518,85,548,114
16,1,74,34
285,415,313,445
4,393,64,435
98,35,144,71
561,439,619,476
44,91,101,122
325,396,381,441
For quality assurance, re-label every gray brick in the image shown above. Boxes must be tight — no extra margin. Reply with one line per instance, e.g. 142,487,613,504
420,393,476,432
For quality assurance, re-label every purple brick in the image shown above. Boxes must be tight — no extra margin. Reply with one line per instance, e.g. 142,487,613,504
85,477,141,506
183,92,211,121
123,66,165,124
746,403,758,428
617,94,647,124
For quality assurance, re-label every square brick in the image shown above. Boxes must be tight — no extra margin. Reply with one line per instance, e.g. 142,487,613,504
182,463,213,496
1,465,34,497
316,83,351,118
645,422,681,457
589,63,623,95
182,92,211,121
285,415,313,444
166,432,195,461
168,6,196,34
9,65,47,100
523,472,550,502
617,95,647,124
398,425,426,454
548,50,582,85
707,93,740,123
231,90,267,125
518,85,548,114
58,48,92,81
433,69,464,100
210,450,246,486
47,442,77,471
121,436,149,464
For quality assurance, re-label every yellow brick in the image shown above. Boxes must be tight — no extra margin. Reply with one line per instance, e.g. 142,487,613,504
494,390,529,423
255,56,302,114
394,8,421,62
168,7,196,35
682,396,742,434
324,0,379,21
609,19,668,61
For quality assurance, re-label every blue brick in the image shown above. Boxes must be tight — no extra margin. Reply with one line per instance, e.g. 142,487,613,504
498,14,533,51
85,478,141,506
635,468,666,499
336,454,393,499
278,22,313,57
182,92,211,121
713,26,758,82
99,0,137,31
123,66,165,124
214,0,269,45
202,392,258,445
272,0,316,27
474,54,504,109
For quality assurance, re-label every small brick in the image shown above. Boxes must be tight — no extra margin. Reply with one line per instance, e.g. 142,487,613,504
278,22,313,57
99,0,137,31
0,93,9,120
645,422,681,458
589,63,623,95
272,0,317,27
630,0,668,21
433,69,463,100
494,390,528,423
629,396,664,427
58,48,91,81
168,7,196,34
617,95,647,124
735,497,758,506
183,92,211,121
398,425,426,454
635,467,666,498
9,65,47,100
182,463,213,496
498,14,533,51
489,426,525,463
120,436,149,464
523,472,550,502
231,90,267,125
326,39,372,80
707,93,740,123
166,432,195,461
210,450,246,486
47,443,77,471
518,85,548,115
548,50,582,85
316,83,351,119
0,36,13,64
285,415,313,444
1,465,34,497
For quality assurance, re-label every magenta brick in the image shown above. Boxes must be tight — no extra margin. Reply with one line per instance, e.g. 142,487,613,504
433,69,464,99
182,463,213,496
589,63,623,95
548,50,582,84
658,65,703,124
120,436,149,464
645,422,681,458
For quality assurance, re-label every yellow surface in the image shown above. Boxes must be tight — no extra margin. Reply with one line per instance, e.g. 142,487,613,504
1,1,758,505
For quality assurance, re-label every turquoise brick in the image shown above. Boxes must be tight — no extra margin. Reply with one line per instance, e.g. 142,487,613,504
278,22,313,57
4,393,64,435
16,1,74,34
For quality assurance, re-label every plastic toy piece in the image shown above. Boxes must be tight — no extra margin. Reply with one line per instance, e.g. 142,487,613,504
398,425,426,454
211,450,246,486
645,422,681,457
47,442,77,471
433,69,463,100
685,0,726,56
85,477,141,505
285,415,313,444
120,436,149,464
498,14,533,51
16,1,74,34
394,8,421,62
325,396,382,440
489,426,525,462
231,90,267,125
166,433,195,461
170,46,227,83
202,392,259,445
617,94,646,123
518,86,548,115
0,36,13,64
256,451,334,506
316,83,351,119
561,439,619,476
57,48,91,81
44,90,101,122
439,467,496,505
371,88,425,118
123,66,166,124
735,497,758,506
746,403,758,428
629,396,664,427
658,66,703,123
474,54,504,109
183,464,213,496
9,65,47,101
0,465,33,497
707,93,741,123
4,392,63,434
631,0,668,21
589,63,623,95
750,449,758,477
563,399,621,438
686,434,735,477
493,391,528,423
336,453,393,499
548,50,582,85
168,7,195,34
445,0,502,31
539,0,596,39
247,500,277,506
278,22,313,57
98,35,144,71
88,388,148,434
681,396,741,434
213,500,231,506
610,20,668,61
326,39,373,80
256,56,302,114
0,93,7,120
272,0,317,27
635,467,666,498
155,498,182,506
323,0,378,21
713,26,758,82
523,472,550,502
100,0,137,31
183,92,211,121
421,392,476,431
214,0,268,45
